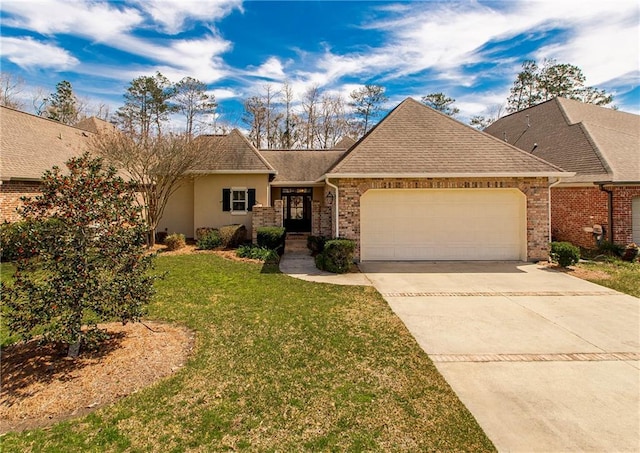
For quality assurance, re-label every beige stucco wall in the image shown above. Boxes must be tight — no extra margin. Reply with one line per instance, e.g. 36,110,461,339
157,180,194,237
194,174,270,238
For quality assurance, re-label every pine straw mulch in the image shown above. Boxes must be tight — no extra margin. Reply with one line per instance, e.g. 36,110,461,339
0,322,195,435
538,261,612,280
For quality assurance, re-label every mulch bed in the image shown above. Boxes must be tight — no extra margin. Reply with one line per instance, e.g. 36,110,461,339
0,321,195,434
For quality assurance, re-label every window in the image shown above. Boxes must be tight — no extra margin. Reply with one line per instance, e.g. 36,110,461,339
222,188,256,213
232,188,247,212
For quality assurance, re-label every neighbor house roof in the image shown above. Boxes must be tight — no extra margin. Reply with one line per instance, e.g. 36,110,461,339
260,150,345,185
74,116,116,134
484,97,640,184
0,106,94,181
333,136,356,150
192,129,275,173
327,98,569,178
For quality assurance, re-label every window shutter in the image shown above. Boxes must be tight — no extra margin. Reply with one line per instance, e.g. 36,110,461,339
222,188,231,212
247,189,256,211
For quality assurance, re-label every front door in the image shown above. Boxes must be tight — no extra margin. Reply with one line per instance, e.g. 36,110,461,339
282,188,312,232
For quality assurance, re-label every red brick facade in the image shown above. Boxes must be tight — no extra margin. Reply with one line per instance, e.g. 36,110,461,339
551,185,640,249
0,181,41,223
334,177,550,261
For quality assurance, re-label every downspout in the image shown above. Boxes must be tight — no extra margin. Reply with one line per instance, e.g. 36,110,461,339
599,184,614,243
548,178,562,248
325,178,339,238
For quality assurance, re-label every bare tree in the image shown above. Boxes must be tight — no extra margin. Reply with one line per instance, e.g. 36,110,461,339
262,84,282,149
243,95,267,149
30,86,49,116
317,94,348,149
92,131,205,247
469,104,506,130
0,71,26,110
278,81,299,149
302,85,321,149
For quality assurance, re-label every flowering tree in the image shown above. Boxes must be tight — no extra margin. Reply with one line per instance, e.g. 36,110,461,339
1,153,156,357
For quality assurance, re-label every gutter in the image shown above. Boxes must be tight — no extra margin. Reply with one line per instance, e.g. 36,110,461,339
325,178,339,238
599,184,614,243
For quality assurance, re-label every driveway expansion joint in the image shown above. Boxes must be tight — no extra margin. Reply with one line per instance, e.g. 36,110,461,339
430,352,639,363
381,290,617,297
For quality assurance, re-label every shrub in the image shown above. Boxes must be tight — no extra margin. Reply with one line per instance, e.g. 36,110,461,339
195,227,216,241
550,241,580,267
219,224,247,248
598,241,623,257
315,239,356,274
621,243,639,262
257,226,286,253
155,230,168,245
1,153,156,356
197,229,222,250
307,235,328,255
236,244,279,262
165,233,186,251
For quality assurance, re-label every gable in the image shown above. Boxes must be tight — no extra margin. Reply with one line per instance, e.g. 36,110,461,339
485,98,640,183
328,98,567,177
193,129,275,173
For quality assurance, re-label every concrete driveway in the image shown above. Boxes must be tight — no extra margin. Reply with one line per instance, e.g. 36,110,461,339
360,262,640,452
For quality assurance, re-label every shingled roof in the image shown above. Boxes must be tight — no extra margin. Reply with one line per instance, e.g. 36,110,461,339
261,150,345,184
484,97,640,183
1,106,93,181
192,129,275,173
327,98,568,177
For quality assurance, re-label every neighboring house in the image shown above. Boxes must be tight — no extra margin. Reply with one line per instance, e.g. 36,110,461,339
0,106,95,222
160,98,572,261
485,98,640,249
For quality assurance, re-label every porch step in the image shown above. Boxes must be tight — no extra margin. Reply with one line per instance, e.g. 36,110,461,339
285,233,310,253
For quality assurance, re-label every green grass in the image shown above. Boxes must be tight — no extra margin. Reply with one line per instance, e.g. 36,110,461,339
576,259,640,298
1,254,495,452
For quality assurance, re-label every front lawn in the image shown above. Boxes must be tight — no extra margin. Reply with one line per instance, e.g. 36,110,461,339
1,254,494,451
574,259,640,298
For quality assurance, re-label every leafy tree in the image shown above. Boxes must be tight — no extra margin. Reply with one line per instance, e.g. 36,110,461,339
1,153,155,357
507,59,613,112
116,72,174,139
92,131,204,247
421,92,459,116
349,84,387,137
46,80,79,125
173,76,217,138
0,71,26,110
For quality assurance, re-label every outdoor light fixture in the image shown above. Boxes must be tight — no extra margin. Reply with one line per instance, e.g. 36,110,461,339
325,191,334,205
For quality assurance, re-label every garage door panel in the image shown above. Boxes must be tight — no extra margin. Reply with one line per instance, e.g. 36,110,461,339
360,189,526,261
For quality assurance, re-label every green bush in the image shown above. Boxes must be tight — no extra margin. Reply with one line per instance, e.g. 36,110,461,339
307,235,328,255
197,230,222,250
236,244,279,262
165,233,186,251
1,219,63,262
315,239,356,274
598,241,623,257
219,224,247,248
550,241,580,267
257,226,286,253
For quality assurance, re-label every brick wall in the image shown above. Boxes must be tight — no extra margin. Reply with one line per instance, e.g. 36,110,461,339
311,200,332,237
251,199,283,243
334,177,550,261
0,181,41,222
551,185,640,248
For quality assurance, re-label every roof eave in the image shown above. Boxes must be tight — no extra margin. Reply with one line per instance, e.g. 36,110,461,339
186,170,276,175
323,172,575,179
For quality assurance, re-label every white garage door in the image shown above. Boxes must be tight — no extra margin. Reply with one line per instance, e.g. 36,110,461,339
633,197,640,244
360,189,526,261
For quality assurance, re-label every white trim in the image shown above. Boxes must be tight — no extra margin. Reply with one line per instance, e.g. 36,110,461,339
325,172,574,179
270,182,325,187
230,187,248,214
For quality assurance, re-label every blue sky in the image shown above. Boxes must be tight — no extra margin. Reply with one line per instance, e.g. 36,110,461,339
1,0,639,131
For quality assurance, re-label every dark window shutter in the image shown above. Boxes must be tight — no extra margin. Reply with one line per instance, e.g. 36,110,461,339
222,188,231,211
248,189,256,211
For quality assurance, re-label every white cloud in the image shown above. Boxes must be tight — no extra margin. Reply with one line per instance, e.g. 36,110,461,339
1,0,143,41
132,0,243,34
248,57,286,80
210,88,239,101
0,36,79,70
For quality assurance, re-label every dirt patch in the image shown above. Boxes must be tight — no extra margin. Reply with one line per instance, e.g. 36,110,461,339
0,321,195,434
538,261,612,281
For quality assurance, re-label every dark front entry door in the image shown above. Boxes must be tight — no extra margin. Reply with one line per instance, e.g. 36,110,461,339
282,188,312,232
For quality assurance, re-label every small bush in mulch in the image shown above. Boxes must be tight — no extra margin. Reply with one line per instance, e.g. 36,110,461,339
236,245,279,263
197,230,222,250
256,227,285,254
307,235,328,255
315,238,356,274
218,224,247,248
550,241,580,267
164,233,186,251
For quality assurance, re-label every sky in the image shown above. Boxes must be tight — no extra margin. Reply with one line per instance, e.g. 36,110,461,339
1,0,639,131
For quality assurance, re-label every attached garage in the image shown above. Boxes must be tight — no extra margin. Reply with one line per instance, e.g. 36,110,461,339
360,189,526,261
